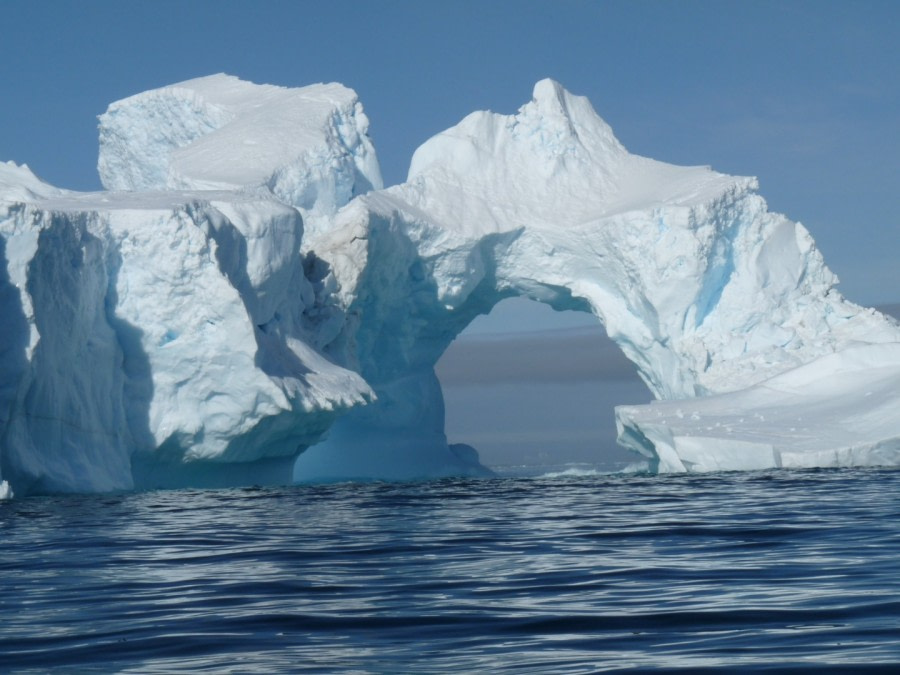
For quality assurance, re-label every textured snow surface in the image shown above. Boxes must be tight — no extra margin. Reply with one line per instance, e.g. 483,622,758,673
98,74,383,239
616,344,900,472
2,75,899,496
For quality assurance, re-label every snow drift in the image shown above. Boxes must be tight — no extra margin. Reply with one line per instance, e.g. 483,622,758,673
1,75,898,497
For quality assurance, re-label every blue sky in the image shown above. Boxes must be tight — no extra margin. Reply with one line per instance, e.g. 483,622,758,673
2,0,896,308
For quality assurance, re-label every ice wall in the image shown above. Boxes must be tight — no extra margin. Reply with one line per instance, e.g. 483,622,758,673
0,179,371,495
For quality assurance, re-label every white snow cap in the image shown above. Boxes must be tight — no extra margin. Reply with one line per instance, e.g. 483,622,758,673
98,73,382,223
403,78,752,237
0,161,66,202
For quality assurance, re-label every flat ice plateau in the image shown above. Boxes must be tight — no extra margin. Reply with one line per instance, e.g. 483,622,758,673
1,74,898,497
617,343,900,472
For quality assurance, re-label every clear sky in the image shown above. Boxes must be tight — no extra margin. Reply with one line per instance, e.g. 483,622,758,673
2,0,896,309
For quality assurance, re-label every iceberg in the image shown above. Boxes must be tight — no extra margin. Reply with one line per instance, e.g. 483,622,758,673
1,74,898,496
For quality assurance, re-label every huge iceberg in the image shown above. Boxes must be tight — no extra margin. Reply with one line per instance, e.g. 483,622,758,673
1,74,898,497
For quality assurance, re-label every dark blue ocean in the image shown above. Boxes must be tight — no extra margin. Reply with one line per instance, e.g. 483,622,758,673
2,467,900,672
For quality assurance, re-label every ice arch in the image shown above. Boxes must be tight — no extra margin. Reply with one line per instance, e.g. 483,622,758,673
294,80,899,479
294,218,602,480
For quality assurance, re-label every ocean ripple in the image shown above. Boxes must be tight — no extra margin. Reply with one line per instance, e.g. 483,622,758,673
2,468,899,672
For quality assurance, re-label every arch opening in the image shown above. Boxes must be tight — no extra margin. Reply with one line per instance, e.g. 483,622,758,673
292,217,665,483
435,297,652,476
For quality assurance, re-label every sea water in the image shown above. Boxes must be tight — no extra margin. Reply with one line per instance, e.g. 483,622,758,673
2,467,899,672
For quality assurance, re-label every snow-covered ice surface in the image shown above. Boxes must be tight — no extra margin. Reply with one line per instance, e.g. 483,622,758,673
616,343,900,472
98,74,383,240
1,75,899,496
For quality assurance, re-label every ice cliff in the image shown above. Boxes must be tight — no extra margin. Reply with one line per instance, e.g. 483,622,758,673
0,164,372,496
1,75,898,497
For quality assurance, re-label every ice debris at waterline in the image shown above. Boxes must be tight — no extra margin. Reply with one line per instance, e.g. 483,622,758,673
1,75,898,497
